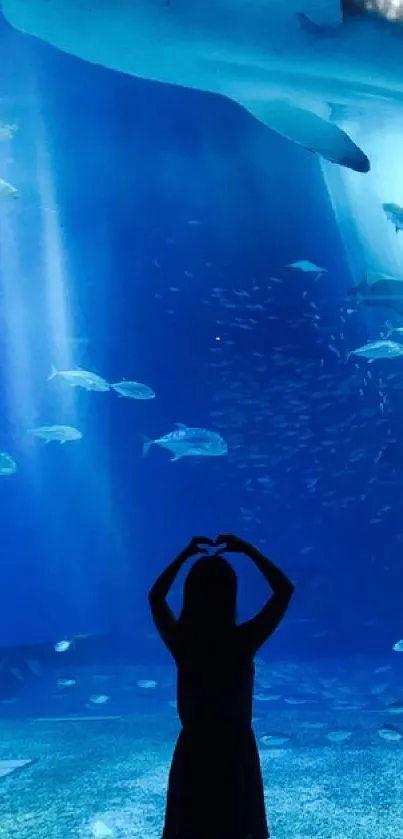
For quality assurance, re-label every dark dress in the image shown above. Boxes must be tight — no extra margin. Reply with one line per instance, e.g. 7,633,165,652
162,632,269,839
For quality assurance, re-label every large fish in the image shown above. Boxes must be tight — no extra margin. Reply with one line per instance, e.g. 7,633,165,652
347,271,403,318
3,0,403,172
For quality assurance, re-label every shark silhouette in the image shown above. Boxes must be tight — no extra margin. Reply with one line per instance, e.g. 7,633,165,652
3,0,403,172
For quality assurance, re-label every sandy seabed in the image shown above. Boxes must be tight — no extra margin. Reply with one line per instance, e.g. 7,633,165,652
0,713,400,839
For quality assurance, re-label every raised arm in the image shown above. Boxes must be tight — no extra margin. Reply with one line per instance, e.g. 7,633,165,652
148,537,212,657
217,534,295,656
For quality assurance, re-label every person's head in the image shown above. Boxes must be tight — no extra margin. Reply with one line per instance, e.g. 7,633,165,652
179,555,237,634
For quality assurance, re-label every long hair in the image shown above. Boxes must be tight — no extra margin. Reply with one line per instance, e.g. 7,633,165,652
179,555,237,635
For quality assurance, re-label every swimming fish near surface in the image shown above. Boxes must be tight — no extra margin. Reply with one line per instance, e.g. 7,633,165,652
143,423,228,461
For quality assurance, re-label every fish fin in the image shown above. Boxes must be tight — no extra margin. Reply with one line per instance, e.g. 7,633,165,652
141,436,153,456
170,454,183,461
175,423,187,430
48,364,58,381
301,0,343,27
298,12,339,34
238,99,370,173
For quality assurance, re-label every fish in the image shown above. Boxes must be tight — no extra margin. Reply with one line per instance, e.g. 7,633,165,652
54,639,73,652
0,451,17,476
260,734,290,746
378,726,402,742
28,425,83,444
392,639,403,652
0,122,18,141
0,176,18,198
9,0,403,171
349,340,403,360
386,701,403,714
48,365,110,392
347,272,403,319
286,260,326,274
57,678,76,688
111,380,155,399
142,423,228,461
89,694,110,704
326,729,352,742
383,202,403,233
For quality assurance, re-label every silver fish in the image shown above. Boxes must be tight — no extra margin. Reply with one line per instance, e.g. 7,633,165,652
349,340,403,360
29,425,82,444
111,380,155,400
48,365,109,392
143,423,228,461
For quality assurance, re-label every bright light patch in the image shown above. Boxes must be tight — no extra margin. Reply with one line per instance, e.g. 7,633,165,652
321,119,403,287
359,0,403,21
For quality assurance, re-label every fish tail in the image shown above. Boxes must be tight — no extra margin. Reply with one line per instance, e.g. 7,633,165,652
141,436,153,456
48,364,58,381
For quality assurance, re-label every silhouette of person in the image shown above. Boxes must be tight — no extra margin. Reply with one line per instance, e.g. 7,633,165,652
149,534,295,839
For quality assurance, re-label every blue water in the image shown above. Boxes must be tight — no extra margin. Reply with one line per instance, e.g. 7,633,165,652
0,8,403,839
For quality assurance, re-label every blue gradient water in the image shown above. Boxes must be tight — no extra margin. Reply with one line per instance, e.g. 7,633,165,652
1,10,403,839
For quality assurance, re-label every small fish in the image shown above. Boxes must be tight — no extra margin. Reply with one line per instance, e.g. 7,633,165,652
349,340,403,360
111,380,155,400
0,451,17,476
29,425,82,444
0,176,18,199
261,734,290,746
0,122,18,141
286,260,326,274
137,679,157,689
378,726,402,742
386,325,403,339
57,678,76,688
89,694,110,705
255,693,281,701
142,423,228,461
326,730,352,742
383,202,403,233
54,640,73,653
393,639,403,652
386,700,403,714
48,365,109,392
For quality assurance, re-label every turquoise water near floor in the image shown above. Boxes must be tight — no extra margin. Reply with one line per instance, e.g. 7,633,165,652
1,658,403,838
